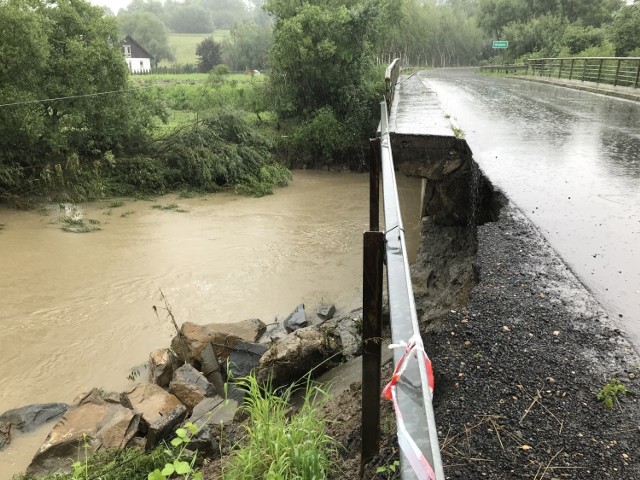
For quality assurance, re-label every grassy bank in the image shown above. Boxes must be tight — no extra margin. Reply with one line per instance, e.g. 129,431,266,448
160,31,231,67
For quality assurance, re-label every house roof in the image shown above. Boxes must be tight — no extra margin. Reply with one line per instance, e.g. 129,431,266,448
123,35,153,59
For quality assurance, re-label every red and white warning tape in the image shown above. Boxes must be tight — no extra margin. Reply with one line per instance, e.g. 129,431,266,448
381,335,436,480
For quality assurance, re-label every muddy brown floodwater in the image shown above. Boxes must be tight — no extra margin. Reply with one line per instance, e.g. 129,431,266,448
0,170,422,478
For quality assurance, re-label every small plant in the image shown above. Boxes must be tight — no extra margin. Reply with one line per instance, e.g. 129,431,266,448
0,223,5,232
451,125,465,138
71,433,90,480
121,210,136,218
148,422,202,480
88,219,100,225
151,203,180,211
597,379,630,409
108,200,124,208
376,459,400,478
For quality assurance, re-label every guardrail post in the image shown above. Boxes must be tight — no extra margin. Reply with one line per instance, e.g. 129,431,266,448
558,59,563,79
569,59,575,80
370,139,381,231
361,230,384,471
582,59,587,82
597,58,604,83
635,59,640,88
614,59,622,86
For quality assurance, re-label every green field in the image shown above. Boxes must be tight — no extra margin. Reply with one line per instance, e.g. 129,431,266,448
160,31,231,67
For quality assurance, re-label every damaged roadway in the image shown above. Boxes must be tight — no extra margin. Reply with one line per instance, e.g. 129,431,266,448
324,196,640,479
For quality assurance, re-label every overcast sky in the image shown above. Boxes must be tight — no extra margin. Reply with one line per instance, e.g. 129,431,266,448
89,0,131,15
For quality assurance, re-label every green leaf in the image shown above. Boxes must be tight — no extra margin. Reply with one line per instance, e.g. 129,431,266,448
175,428,188,439
376,466,386,473
170,436,183,447
174,460,192,475
161,464,175,476
148,469,166,480
193,473,203,480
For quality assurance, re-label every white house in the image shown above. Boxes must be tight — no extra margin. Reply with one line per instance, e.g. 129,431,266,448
121,35,153,73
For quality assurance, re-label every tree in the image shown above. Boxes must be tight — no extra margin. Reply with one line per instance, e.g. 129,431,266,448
166,3,215,33
609,4,640,56
118,11,174,64
222,21,272,71
196,37,222,72
0,0,165,200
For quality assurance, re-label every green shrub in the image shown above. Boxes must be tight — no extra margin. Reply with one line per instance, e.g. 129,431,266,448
110,156,169,195
290,107,352,166
223,375,336,479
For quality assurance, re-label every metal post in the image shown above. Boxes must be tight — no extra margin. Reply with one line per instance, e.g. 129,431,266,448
635,60,640,89
569,59,575,80
597,58,604,84
370,138,381,232
614,59,622,87
558,59,563,79
361,231,384,470
582,59,587,82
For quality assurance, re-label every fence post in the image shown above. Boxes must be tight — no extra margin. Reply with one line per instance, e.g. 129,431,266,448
369,139,381,232
614,59,622,87
635,59,640,89
582,59,588,82
569,58,575,80
597,58,604,83
361,230,384,471
558,59,563,79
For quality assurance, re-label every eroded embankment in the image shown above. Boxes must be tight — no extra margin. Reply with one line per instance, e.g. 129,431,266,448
403,138,640,478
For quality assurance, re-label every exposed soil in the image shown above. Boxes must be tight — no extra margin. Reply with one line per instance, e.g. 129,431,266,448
320,201,640,479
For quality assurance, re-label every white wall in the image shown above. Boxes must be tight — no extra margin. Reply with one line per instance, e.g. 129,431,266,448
126,57,152,73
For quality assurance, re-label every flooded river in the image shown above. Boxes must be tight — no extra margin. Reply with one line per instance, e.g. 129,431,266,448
0,170,423,477
422,69,640,343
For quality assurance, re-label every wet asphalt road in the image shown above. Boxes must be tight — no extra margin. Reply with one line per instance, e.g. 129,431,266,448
419,68,640,343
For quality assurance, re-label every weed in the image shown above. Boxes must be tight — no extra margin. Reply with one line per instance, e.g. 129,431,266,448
597,379,630,409
151,203,179,211
223,375,337,479
0,223,4,232
108,201,124,208
59,217,100,233
104,209,113,216
88,219,100,225
376,459,400,478
452,125,465,138
148,422,202,480
121,210,136,218
71,433,90,480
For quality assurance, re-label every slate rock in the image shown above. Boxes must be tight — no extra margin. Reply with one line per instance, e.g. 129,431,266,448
316,303,336,321
258,322,288,344
0,421,10,450
148,348,176,388
227,341,269,378
0,403,68,433
27,389,139,476
283,304,308,333
200,342,225,395
169,364,216,410
123,384,187,449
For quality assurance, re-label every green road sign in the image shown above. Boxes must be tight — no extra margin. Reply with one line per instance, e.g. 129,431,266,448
492,40,509,49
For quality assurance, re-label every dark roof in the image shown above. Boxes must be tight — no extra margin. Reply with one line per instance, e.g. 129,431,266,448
122,35,153,59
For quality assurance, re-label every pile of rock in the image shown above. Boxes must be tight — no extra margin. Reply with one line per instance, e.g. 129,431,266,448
7,302,363,477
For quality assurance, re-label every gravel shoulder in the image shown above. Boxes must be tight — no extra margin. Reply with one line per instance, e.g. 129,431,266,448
324,200,640,479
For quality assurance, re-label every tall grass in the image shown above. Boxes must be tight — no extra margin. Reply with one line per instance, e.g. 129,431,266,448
223,376,337,479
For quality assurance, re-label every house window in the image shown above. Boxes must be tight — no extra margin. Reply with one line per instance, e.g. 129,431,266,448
123,45,131,57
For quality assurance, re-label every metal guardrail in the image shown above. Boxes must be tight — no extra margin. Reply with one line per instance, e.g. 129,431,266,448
479,64,529,74
360,97,445,479
385,58,401,113
528,57,640,88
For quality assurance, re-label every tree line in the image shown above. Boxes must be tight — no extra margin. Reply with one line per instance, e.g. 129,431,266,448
1,0,640,203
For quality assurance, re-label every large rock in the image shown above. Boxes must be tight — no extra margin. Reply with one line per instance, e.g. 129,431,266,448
257,322,288,344
27,389,139,476
171,319,266,364
186,397,239,455
200,343,225,395
321,311,363,358
316,303,336,321
283,304,308,333
123,384,187,449
257,326,341,386
0,421,10,450
148,348,177,388
0,403,68,433
169,364,216,410
227,341,269,378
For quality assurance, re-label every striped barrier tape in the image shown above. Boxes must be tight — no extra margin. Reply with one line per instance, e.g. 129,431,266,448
381,335,436,480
